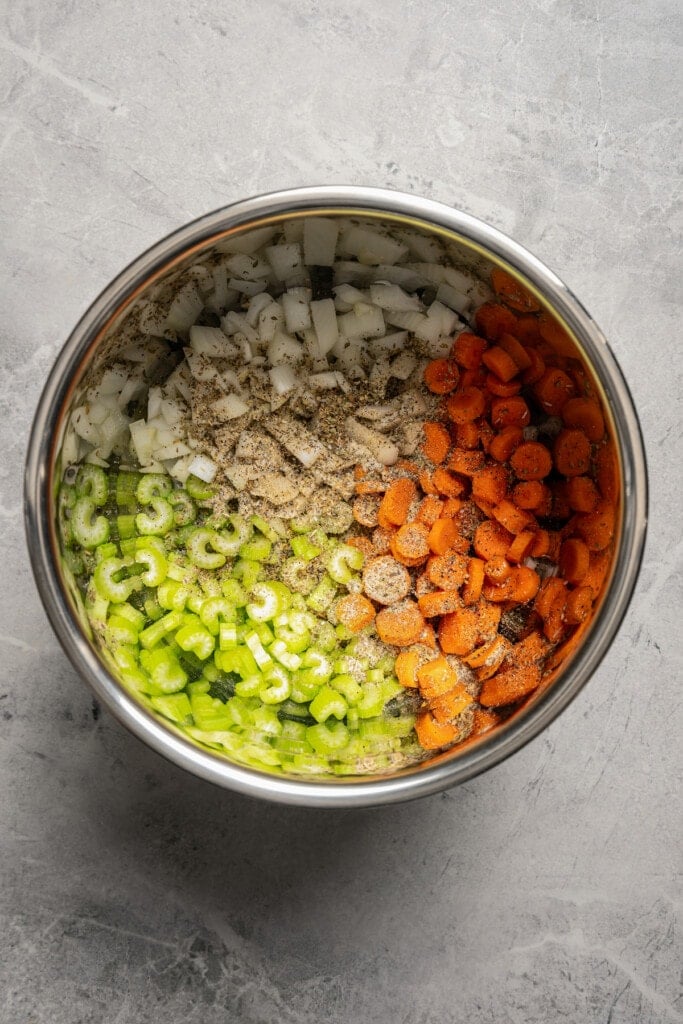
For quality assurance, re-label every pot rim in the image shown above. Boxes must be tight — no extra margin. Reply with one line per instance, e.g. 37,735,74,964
24,185,648,807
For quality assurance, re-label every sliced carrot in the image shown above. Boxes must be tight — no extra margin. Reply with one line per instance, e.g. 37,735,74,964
484,555,512,582
534,577,567,620
396,459,420,477
506,530,536,564
375,600,425,647
346,536,376,559
438,606,480,655
354,479,387,495
510,314,541,345
418,469,439,495
430,687,473,724
595,442,619,503
565,586,593,624
395,648,422,688
451,331,487,369
474,301,518,341
481,576,516,603
553,428,592,477
471,464,509,506
460,367,488,389
546,530,562,562
462,557,485,605
464,634,510,670
582,549,611,600
417,655,459,698
521,346,545,385
491,268,541,313
378,477,417,526
473,520,514,560
432,466,467,496
427,550,469,589
488,425,524,462
561,397,605,442
470,707,500,737
447,449,485,476
427,517,462,555
442,497,464,517
454,420,481,449
508,566,541,603
446,387,487,424
353,494,381,527
529,529,550,558
490,395,531,429
336,593,376,633
543,602,567,643
475,636,512,680
414,495,445,527
538,314,576,357
533,367,576,415
510,441,553,481
418,621,437,649
496,331,533,370
485,372,522,398
511,630,550,666
574,501,615,552
362,555,411,605
511,480,548,510
422,421,451,464
479,663,541,707
391,522,431,564
371,526,393,554
492,499,536,535
418,589,462,617
481,346,519,383
559,538,590,583
415,712,459,750
423,358,460,394
566,475,600,513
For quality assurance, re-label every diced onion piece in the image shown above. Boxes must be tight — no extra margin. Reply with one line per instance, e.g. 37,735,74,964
389,351,417,380
165,364,192,402
169,455,193,483
398,229,446,262
155,441,192,460
436,282,471,316
118,374,144,410
185,351,219,383
368,265,426,289
188,454,218,483
216,226,277,255
264,417,326,468
269,365,299,395
189,326,236,359
338,306,385,339
99,367,128,396
442,265,479,293
129,420,157,465
355,404,394,421
345,417,399,465
368,282,422,311
221,311,258,343
426,300,459,336
384,309,428,334
61,425,79,467
147,386,163,420
333,284,367,312
205,265,232,314
265,243,304,282
341,226,408,266
267,332,304,366
310,298,338,356
258,301,284,343
303,217,339,266
137,301,167,337
281,288,312,334
246,292,275,327
224,253,271,281
333,261,375,285
160,398,186,430
71,407,101,445
332,338,363,369
210,394,249,421
368,331,409,356
165,282,203,334
283,220,304,243
308,372,340,390
228,278,267,297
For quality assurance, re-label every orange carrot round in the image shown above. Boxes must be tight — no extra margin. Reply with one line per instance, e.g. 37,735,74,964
418,590,463,618
595,442,619,503
427,550,469,589
427,517,462,556
511,480,547,510
490,396,531,429
391,522,431,564
447,449,485,477
479,663,541,707
446,386,486,424
506,530,535,564
481,346,519,383
488,426,524,463
484,555,512,582
508,566,541,603
510,441,553,480
471,464,509,506
424,358,460,394
454,420,481,449
415,712,459,750
485,372,522,397
492,499,536,535
422,421,451,464
336,593,376,633
474,520,514,560
561,397,605,441
451,331,487,369
432,467,466,496
395,649,422,688
533,367,576,415
521,346,546,385
565,586,593,624
553,429,592,477
375,600,425,647
491,268,541,313
574,501,615,551
438,606,480,655
474,301,518,341
462,557,485,605
496,331,533,370
566,475,599,513
379,477,417,526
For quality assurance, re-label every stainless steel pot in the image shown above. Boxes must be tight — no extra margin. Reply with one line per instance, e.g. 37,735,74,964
24,186,647,806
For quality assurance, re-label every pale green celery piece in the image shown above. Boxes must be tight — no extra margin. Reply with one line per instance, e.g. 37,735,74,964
259,665,292,705
250,513,279,542
112,645,150,692
366,668,385,684
356,681,386,719
136,473,172,504
251,705,283,736
214,646,259,679
312,620,337,652
289,676,321,703
211,515,253,556
175,617,215,660
270,640,301,671
299,648,333,683
94,556,143,603
136,497,174,536
189,692,234,730
76,464,108,505
290,752,332,774
187,679,211,696
245,631,272,669
306,720,349,754
94,541,118,563
110,601,146,631
281,557,317,594
309,685,348,723
150,693,192,724
383,714,416,738
238,537,272,562
72,497,110,550
381,676,404,703
187,528,227,570
221,578,248,606
169,489,196,526
105,615,139,646
133,545,168,587
140,646,188,693
289,535,321,562
157,579,191,612
346,707,360,731
234,558,262,591
246,581,292,623
139,610,184,649
306,574,337,613
236,743,281,768
326,543,364,584
225,695,254,728
330,673,362,704
234,673,263,698
200,597,237,635
219,623,238,650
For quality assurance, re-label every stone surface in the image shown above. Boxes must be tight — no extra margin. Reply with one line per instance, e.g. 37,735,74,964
1,1,681,1022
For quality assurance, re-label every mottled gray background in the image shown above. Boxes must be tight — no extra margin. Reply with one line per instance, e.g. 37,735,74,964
1,1,681,1022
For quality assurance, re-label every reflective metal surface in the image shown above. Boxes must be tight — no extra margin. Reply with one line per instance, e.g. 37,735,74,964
24,186,648,806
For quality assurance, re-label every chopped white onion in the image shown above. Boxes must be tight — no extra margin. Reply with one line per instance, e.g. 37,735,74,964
333,284,367,312
246,291,275,327
165,281,203,334
436,282,471,316
265,243,304,282
216,226,277,255
267,332,304,367
189,325,236,359
368,331,409,356
269,365,299,395
341,225,408,266
338,306,385,339
308,371,341,390
282,288,312,334
368,282,422,311
310,298,338,356
258,301,284,343
345,417,399,465
185,351,219,383
221,310,258,344
303,217,338,266
228,277,267,297
224,253,271,281
188,453,218,483
210,394,249,420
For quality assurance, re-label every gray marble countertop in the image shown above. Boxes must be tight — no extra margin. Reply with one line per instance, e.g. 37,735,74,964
1,2,681,1022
